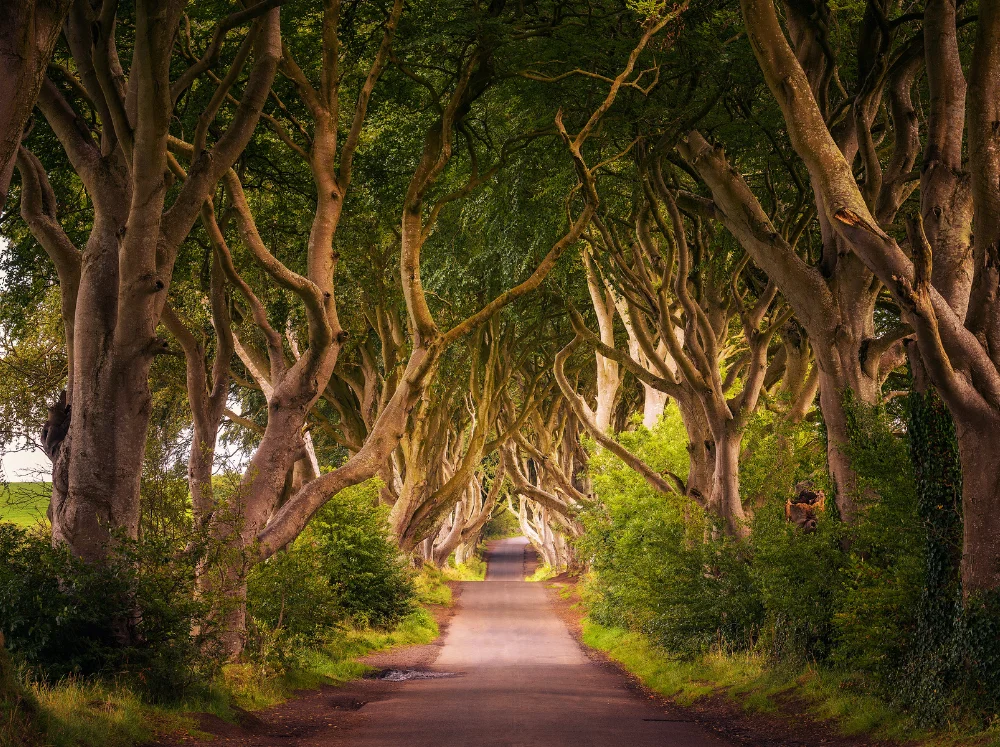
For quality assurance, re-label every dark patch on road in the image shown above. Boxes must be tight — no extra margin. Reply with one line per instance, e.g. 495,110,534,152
372,669,460,681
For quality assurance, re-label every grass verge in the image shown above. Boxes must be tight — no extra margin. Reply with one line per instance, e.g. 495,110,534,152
581,620,999,747
413,564,454,604
525,564,560,582
2,567,449,747
440,554,487,581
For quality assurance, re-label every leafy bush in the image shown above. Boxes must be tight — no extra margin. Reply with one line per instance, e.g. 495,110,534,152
0,630,41,746
748,503,843,662
0,524,222,701
581,401,858,664
579,404,764,653
247,479,414,647
581,392,1000,727
742,409,841,661
830,397,924,687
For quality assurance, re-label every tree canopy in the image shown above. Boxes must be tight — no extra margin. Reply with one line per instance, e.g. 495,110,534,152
2,0,1000,687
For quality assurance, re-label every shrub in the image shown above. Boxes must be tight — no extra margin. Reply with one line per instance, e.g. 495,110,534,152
578,404,764,653
579,399,923,671
0,630,41,747
0,524,222,702
749,502,844,662
581,389,1000,727
830,396,924,688
247,479,414,647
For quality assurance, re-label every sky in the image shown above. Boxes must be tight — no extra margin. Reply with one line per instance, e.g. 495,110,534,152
2,442,51,482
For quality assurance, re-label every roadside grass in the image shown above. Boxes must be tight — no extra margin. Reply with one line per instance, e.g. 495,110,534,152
2,567,449,747
582,620,999,747
413,564,454,604
220,604,440,713
21,678,191,747
525,564,560,582
440,554,487,581
0,484,50,527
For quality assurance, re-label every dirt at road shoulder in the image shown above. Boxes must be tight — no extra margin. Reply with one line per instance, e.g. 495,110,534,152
152,586,462,747
543,577,917,747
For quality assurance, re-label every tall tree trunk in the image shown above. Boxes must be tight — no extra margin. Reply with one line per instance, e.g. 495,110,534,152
641,386,668,428
49,194,150,562
816,342,882,521
431,497,468,567
51,358,152,560
674,390,714,503
585,254,620,433
707,423,749,538
955,419,1000,594
0,0,71,210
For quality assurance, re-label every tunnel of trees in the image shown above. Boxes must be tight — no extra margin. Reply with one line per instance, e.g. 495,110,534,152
2,0,1000,739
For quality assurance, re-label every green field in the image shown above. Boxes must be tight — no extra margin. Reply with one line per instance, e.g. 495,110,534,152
1,482,51,526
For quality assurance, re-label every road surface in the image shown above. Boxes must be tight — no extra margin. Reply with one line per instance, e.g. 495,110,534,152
345,537,729,746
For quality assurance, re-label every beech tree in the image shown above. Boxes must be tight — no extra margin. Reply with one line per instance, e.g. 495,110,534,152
661,0,917,522
706,0,1000,594
17,0,281,562
147,2,682,649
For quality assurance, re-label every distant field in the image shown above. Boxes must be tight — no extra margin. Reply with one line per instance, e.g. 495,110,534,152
1,482,51,526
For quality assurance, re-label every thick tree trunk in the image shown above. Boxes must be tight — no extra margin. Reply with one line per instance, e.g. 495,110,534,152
50,367,151,561
388,436,435,547
586,271,620,433
956,419,1000,596
431,499,467,567
188,431,216,520
455,537,479,565
48,198,156,562
0,1,71,210
816,355,882,522
593,367,618,434
708,425,749,538
455,539,477,566
674,391,714,503
641,386,668,428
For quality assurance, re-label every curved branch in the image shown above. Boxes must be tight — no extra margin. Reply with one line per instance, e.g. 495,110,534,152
554,334,685,500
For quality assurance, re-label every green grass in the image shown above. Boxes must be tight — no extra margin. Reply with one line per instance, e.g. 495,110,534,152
440,554,487,581
413,564,454,605
525,564,560,582
16,610,439,747
217,605,440,712
21,678,191,747
581,620,999,747
0,483,50,527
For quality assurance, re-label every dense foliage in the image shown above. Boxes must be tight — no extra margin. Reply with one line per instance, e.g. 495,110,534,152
579,399,1000,725
0,524,220,701
247,479,415,643
0,477,416,704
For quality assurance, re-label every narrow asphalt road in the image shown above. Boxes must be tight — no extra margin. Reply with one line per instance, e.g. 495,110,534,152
344,537,730,747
